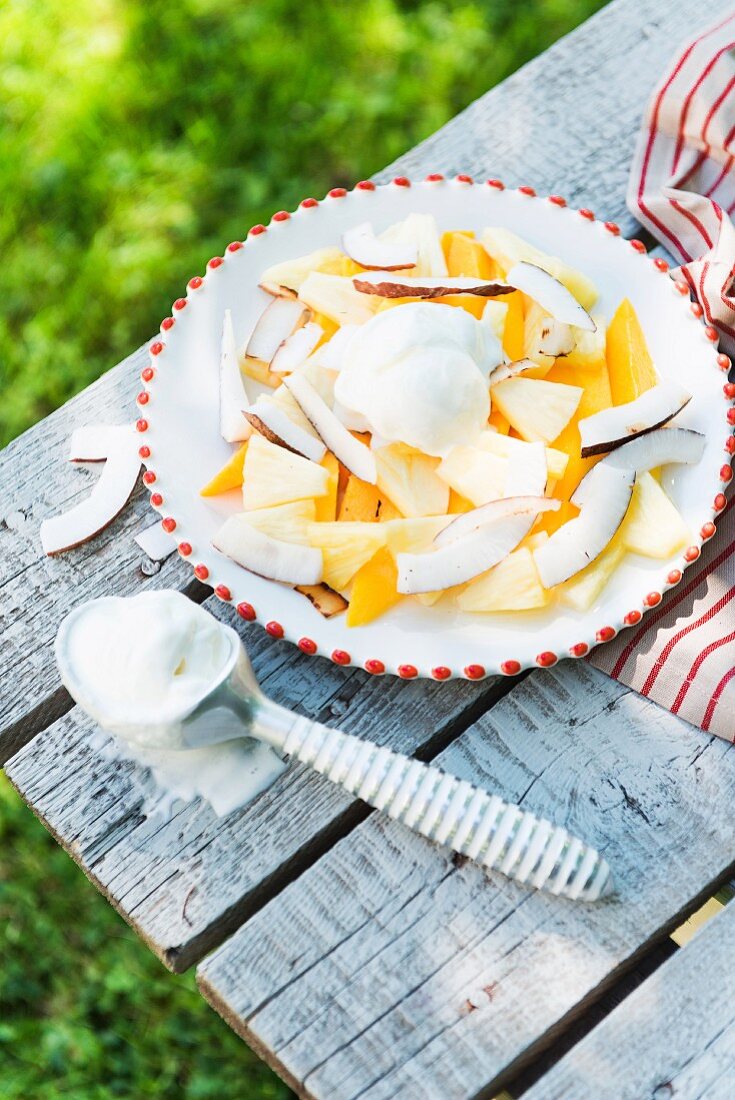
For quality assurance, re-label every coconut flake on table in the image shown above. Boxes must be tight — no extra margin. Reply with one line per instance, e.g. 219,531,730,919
68,424,135,462
41,432,141,555
134,520,177,562
220,309,251,443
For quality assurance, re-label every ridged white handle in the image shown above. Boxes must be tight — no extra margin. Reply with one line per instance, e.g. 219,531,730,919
281,716,611,901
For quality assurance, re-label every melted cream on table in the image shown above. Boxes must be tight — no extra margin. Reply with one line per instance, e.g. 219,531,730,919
334,302,503,457
56,591,286,817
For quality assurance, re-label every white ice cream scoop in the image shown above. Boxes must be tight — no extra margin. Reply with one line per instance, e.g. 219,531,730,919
56,592,612,902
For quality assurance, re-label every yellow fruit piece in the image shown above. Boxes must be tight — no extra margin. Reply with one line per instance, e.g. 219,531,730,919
437,446,507,506
458,546,549,612
307,521,387,591
311,310,339,343
491,378,583,444
346,547,402,627
558,540,626,612
564,315,606,370
488,409,511,434
477,432,568,481
315,453,340,522
338,472,401,523
259,247,345,294
242,433,329,510
447,489,474,513
237,500,316,544
481,227,598,310
620,472,689,558
242,355,281,388
376,444,449,517
606,298,658,405
385,515,454,554
442,230,496,314
521,529,550,552
537,355,613,535
200,443,248,497
521,300,555,375
500,290,525,361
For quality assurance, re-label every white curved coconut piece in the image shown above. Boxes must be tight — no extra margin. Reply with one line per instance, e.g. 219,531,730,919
397,514,536,594
220,309,251,443
41,436,141,555
537,316,575,357
434,496,559,548
342,222,417,271
533,463,635,588
352,274,515,299
284,371,377,483
68,424,135,462
602,426,705,472
213,515,322,585
505,262,596,331
270,321,324,374
245,297,311,364
579,381,692,457
244,397,326,462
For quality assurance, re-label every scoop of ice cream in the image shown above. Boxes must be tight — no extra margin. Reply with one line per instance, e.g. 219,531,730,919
333,302,502,456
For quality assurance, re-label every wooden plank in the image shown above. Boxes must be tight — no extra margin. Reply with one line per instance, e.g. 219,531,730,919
0,342,191,761
4,597,494,972
1,0,723,761
197,661,735,1100
524,899,735,1100
378,0,729,235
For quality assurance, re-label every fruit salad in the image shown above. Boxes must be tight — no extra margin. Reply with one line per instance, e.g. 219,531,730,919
201,213,704,627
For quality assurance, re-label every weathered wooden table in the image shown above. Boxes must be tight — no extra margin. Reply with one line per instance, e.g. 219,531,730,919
4,0,735,1095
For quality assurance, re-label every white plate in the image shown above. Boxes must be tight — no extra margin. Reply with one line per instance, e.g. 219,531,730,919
139,177,732,681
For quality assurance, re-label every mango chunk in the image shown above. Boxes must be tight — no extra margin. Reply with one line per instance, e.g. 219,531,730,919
200,442,248,496
346,547,402,627
338,472,401,522
606,298,658,405
315,452,340,522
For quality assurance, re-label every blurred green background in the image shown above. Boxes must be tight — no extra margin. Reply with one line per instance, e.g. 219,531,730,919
1,0,604,1095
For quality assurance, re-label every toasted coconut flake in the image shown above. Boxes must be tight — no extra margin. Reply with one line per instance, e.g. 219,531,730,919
245,298,311,364
284,372,377,484
294,582,348,617
243,399,326,462
41,437,141,555
352,274,514,299
487,358,537,386
505,262,596,331
342,221,417,271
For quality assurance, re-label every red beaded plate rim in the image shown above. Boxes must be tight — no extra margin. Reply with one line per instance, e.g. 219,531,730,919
137,176,733,681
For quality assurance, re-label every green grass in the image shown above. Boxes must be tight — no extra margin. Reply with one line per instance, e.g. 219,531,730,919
1,1,606,1095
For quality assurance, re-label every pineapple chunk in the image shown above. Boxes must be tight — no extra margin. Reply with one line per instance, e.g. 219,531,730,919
241,356,282,389
315,452,340,522
259,247,346,295
481,227,598,310
381,213,448,277
385,516,454,554
620,472,689,558
491,378,583,444
437,446,506,506
521,300,556,375
201,443,248,497
375,444,449,517
347,547,402,627
298,272,378,327
559,540,625,611
338,473,401,523
458,547,549,612
477,432,568,481
242,434,329,510
565,315,607,370
238,500,316,544
307,521,387,591
482,300,509,344
521,529,550,552
606,298,658,405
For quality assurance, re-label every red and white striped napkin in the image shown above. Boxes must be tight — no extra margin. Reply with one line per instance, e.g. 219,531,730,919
589,13,735,739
